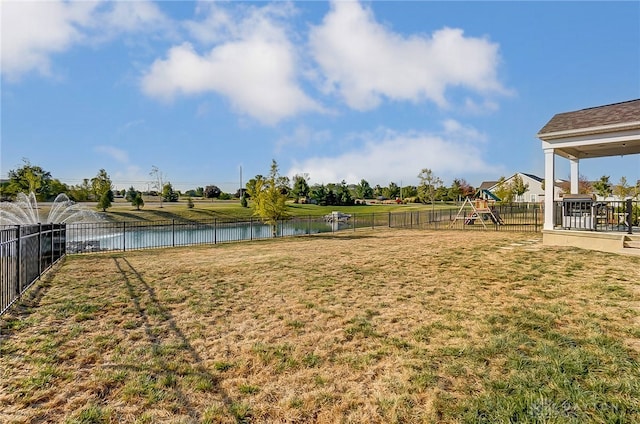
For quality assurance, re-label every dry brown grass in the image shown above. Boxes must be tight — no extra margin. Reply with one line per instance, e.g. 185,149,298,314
1,229,639,423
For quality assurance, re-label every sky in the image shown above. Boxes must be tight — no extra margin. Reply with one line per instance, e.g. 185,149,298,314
1,0,639,193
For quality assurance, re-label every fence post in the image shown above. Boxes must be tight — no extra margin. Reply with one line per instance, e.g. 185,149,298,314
534,208,538,233
172,219,176,247
388,212,391,228
353,214,356,232
250,218,253,240
38,223,42,277
50,224,54,266
214,219,217,244
15,225,21,296
123,222,126,252
372,213,375,229
627,198,633,235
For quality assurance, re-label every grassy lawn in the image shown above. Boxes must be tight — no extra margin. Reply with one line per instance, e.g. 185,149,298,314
60,197,457,222
1,229,639,423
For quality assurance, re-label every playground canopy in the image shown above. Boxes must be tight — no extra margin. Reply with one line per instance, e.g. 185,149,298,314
475,189,501,202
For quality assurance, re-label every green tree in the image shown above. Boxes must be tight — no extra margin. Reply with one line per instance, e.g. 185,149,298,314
384,182,401,199
248,160,290,237
592,175,612,199
91,169,114,212
435,185,449,201
0,180,11,201
204,185,222,199
291,174,310,203
355,179,374,199
162,182,179,202
417,168,443,206
448,179,464,202
324,188,337,206
336,180,354,205
125,186,138,203
613,176,633,199
186,196,194,209
67,179,92,202
245,176,262,200
7,159,53,200
402,185,418,199
132,192,144,210
493,176,513,203
510,174,529,202
47,179,68,199
448,179,474,201
444,178,473,201
310,184,328,205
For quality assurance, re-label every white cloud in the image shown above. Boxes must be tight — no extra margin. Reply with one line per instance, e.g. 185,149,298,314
287,122,501,186
141,3,321,125
309,0,508,110
95,145,129,164
98,1,170,34
1,0,170,81
117,119,145,136
184,3,237,45
1,1,96,80
276,125,332,152
462,97,500,115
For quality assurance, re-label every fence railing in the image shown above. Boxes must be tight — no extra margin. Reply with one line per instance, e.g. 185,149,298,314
64,206,542,254
389,204,541,232
554,199,638,232
1,224,66,315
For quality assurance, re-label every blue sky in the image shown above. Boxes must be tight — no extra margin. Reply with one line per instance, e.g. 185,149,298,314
2,0,639,193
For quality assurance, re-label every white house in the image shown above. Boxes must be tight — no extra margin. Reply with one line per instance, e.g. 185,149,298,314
478,172,563,203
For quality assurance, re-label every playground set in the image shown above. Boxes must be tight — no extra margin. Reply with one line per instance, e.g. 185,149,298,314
450,195,505,229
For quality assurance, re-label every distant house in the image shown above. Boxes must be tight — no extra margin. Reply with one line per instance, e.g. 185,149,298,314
476,180,500,201
478,172,563,202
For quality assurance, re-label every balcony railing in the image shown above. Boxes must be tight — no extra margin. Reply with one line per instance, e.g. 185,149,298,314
554,199,638,232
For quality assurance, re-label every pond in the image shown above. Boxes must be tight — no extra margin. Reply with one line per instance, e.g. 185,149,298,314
65,218,352,253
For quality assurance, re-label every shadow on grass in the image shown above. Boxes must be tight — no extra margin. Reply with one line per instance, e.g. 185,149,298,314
107,211,155,222
113,257,235,421
314,233,378,240
0,258,66,333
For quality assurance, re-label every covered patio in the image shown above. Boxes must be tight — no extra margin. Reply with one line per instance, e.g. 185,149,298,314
537,99,640,254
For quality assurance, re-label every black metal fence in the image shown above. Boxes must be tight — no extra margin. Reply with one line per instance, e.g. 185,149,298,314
1,224,66,315
389,204,542,232
554,199,639,232
64,206,542,254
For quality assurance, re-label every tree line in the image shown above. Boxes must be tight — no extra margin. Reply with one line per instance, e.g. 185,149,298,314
3,159,639,216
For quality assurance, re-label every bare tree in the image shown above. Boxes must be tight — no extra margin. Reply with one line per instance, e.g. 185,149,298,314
149,165,166,208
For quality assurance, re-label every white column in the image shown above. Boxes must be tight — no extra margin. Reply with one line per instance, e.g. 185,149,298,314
544,148,555,230
570,158,579,194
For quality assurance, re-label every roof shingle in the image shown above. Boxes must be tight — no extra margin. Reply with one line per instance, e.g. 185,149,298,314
538,99,640,135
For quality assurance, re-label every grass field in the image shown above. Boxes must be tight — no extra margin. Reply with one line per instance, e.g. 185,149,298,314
37,197,455,223
1,229,639,423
